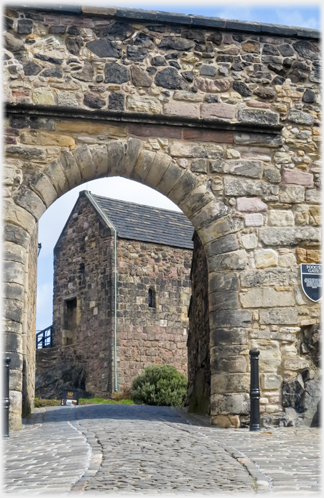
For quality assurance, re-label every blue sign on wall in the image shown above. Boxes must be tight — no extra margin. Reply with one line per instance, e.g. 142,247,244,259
300,264,322,302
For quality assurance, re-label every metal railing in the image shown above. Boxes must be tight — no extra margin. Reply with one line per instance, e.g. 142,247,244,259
36,326,53,349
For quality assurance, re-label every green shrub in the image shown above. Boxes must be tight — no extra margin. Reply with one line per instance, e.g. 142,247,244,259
131,365,187,407
35,399,60,407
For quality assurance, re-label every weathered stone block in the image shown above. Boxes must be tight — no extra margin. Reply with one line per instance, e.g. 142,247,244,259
305,189,321,204
283,357,310,371
205,233,239,257
131,149,155,183
211,160,263,178
259,227,321,246
44,160,70,197
255,249,278,268
20,130,75,147
27,171,58,208
3,241,26,264
240,288,295,308
261,373,282,390
170,142,224,159
241,233,258,249
214,355,247,374
168,170,201,205
240,268,299,288
210,328,247,346
59,150,82,189
123,138,143,178
209,249,248,272
245,213,263,226
238,109,279,125
199,215,244,245
268,210,294,227
127,95,162,114
13,185,46,220
3,261,24,286
4,223,30,249
210,310,252,329
201,103,235,119
282,169,313,186
179,184,214,219
163,102,200,118
224,177,278,196
309,206,321,226
234,133,282,147
91,146,110,178
191,159,208,173
73,145,94,182
209,291,239,311
236,197,267,212
145,152,172,189
106,141,125,176
259,308,299,324
211,393,250,415
211,373,250,394
155,162,184,197
279,185,305,203
288,109,314,126
3,199,36,236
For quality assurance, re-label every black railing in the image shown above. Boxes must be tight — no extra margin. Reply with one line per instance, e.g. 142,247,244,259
36,326,53,349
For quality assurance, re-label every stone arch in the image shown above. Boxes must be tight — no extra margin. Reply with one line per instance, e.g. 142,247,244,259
5,135,243,428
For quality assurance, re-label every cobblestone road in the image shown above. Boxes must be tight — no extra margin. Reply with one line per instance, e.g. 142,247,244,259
3,405,321,495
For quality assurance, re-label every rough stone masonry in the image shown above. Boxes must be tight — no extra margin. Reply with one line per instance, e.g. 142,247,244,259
3,4,321,430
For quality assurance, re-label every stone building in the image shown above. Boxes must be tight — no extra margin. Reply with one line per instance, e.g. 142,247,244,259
3,4,321,429
36,191,193,398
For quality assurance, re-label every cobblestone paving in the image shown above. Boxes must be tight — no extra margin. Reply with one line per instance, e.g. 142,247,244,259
3,405,322,495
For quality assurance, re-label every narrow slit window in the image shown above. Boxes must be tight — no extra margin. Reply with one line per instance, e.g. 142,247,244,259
63,298,77,345
148,287,156,308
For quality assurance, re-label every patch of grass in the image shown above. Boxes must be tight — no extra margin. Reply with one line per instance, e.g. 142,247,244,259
79,398,134,405
35,399,60,407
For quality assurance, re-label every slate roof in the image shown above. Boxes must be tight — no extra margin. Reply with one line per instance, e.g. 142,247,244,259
89,193,194,250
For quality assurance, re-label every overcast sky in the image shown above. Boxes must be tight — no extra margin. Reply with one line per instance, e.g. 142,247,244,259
36,0,321,330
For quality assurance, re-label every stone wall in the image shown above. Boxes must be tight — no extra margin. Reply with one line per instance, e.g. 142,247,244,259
187,231,210,415
3,4,321,428
37,192,192,398
52,193,114,397
116,237,191,391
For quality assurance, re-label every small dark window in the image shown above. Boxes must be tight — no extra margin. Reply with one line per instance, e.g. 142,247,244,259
148,288,156,308
63,298,77,345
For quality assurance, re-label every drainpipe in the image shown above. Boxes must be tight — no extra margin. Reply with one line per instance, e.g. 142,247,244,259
85,191,118,392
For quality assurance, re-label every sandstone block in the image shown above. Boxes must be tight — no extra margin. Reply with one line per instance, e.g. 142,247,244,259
155,162,184,197
170,142,224,159
199,215,244,245
123,138,143,179
259,227,321,246
132,149,155,183
106,141,125,177
59,150,82,189
210,328,248,346
33,89,55,105
309,206,321,226
3,199,36,236
305,188,321,204
236,197,267,212
294,204,310,225
179,184,214,219
27,171,58,208
20,130,75,147
6,145,46,161
240,288,295,308
126,95,161,114
268,210,294,227
240,268,299,288
210,310,252,329
9,391,22,431
195,77,231,93
201,103,235,120
238,109,279,125
205,232,239,257
245,213,263,226
261,374,282,390
73,145,94,182
224,177,278,196
284,357,310,371
211,160,263,178
57,91,79,107
211,415,238,428
209,249,248,272
211,393,250,415
251,340,281,372
3,241,26,264
191,158,208,173
163,102,200,118
13,185,46,220
259,307,299,324
211,373,250,394
209,291,239,311
279,252,296,267
145,152,171,189
241,234,258,249
214,356,247,374
3,261,24,286
168,169,201,205
3,298,23,323
279,185,305,203
282,169,313,186
90,146,110,179
44,160,70,197
209,272,239,293
4,223,30,249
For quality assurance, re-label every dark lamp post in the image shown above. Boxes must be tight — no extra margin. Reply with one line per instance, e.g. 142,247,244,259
249,349,261,432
